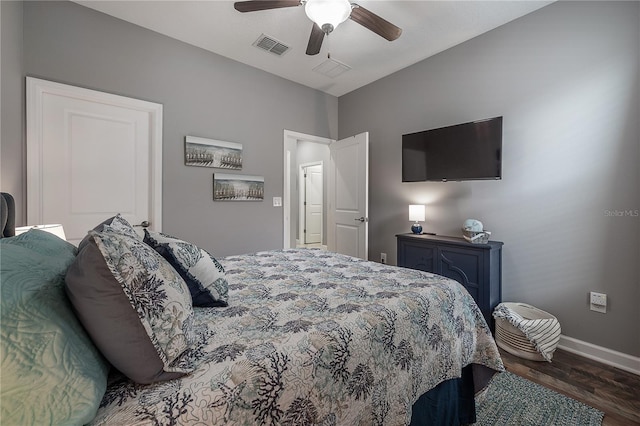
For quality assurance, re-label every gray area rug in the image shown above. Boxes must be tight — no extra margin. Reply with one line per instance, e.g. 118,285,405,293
475,371,604,426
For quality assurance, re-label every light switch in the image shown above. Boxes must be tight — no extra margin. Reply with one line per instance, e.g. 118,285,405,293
273,197,282,207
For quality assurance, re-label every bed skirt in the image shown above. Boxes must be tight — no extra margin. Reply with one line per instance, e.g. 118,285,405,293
411,364,495,425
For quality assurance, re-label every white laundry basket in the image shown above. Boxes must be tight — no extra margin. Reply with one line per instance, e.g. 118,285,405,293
494,302,560,362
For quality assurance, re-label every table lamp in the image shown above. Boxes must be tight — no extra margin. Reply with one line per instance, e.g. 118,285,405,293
409,205,425,234
15,224,66,240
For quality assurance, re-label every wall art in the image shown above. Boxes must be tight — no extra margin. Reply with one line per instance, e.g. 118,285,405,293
185,136,242,169
213,173,264,201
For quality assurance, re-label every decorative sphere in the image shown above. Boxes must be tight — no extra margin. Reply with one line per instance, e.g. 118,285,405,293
411,223,423,234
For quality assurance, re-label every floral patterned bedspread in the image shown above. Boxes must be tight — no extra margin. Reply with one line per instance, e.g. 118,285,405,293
92,249,503,426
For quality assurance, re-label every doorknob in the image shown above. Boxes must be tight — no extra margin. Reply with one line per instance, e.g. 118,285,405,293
134,220,151,228
354,217,367,223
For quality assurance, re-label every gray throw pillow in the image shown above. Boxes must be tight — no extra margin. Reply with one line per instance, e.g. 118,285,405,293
65,229,195,384
144,230,229,307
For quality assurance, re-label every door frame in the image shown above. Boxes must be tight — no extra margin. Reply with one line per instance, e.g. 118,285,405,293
283,130,333,249
298,161,323,246
26,77,163,230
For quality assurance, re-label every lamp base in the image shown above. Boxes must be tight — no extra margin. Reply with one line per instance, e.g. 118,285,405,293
411,223,423,234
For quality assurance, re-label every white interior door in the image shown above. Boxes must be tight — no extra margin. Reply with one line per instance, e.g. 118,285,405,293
327,132,369,259
26,77,162,245
303,164,323,244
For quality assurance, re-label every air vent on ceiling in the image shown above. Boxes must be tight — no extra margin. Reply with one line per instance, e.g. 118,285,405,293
253,34,290,56
312,57,352,78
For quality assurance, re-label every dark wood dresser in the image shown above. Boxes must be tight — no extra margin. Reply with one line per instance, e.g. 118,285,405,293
396,233,503,331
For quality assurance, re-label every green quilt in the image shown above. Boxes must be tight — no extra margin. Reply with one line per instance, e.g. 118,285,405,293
1,230,109,425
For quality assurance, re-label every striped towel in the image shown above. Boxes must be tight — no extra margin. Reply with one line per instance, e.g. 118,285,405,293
493,302,561,362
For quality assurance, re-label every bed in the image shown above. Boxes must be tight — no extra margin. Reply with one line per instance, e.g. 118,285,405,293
0,192,503,425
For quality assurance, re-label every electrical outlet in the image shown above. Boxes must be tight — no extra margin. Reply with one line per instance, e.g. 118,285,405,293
380,253,387,264
590,291,607,313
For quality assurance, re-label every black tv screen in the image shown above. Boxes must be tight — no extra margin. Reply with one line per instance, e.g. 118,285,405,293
402,116,503,182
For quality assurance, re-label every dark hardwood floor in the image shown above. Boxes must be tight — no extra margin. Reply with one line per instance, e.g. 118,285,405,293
499,347,640,426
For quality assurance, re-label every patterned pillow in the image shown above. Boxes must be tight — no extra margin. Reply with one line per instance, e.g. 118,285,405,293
100,215,140,240
78,214,141,251
66,230,195,384
144,230,229,307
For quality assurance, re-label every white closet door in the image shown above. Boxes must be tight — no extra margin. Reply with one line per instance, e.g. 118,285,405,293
27,77,162,245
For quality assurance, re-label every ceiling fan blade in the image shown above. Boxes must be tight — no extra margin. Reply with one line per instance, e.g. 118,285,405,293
349,4,402,41
234,1,301,13
306,23,325,55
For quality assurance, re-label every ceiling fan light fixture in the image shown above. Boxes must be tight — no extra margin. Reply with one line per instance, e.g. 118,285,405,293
305,0,352,34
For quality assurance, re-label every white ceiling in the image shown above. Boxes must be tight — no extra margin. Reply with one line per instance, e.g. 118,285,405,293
75,0,553,97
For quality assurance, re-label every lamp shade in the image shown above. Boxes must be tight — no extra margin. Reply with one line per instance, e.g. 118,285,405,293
15,224,66,240
305,0,352,32
409,205,425,222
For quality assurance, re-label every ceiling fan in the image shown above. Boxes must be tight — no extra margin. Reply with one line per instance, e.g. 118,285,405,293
234,0,402,55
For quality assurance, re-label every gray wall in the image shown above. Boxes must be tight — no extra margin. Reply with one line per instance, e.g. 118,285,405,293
339,1,639,356
2,0,338,256
1,1,25,221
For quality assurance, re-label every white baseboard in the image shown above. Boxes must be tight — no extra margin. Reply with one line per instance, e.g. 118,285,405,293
558,335,640,376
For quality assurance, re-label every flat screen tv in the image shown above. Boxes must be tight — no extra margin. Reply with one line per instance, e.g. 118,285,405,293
402,116,503,182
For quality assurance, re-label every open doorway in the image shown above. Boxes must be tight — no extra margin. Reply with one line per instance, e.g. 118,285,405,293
283,130,331,250
284,130,369,259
